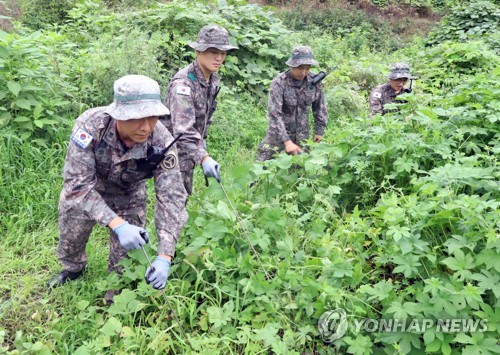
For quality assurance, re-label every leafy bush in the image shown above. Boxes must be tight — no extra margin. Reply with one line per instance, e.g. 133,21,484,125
427,0,500,45
417,40,499,89
278,3,407,53
0,30,74,143
61,0,291,94
19,0,77,30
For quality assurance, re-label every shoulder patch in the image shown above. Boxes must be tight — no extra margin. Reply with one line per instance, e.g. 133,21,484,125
188,72,196,82
71,127,93,149
160,152,178,171
373,92,382,99
176,86,191,96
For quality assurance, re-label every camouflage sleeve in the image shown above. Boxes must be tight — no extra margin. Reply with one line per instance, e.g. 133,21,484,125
312,86,328,135
152,128,188,256
267,79,290,143
369,88,383,116
168,80,208,165
60,125,117,226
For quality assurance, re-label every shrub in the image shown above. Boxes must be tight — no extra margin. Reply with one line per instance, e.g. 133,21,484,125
0,30,75,143
417,40,499,89
426,0,500,45
19,0,77,30
278,3,406,53
62,0,292,94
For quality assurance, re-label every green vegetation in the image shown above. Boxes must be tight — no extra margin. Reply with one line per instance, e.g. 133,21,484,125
1,0,499,353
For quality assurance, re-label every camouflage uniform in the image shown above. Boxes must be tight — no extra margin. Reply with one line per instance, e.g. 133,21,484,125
369,62,414,116
57,78,188,274
257,46,328,162
161,25,238,194
162,61,219,195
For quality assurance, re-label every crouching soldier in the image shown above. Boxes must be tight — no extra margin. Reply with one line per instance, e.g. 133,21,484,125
47,75,188,304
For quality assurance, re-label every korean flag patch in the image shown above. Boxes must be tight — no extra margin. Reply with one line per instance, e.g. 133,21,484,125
71,127,94,149
176,86,191,96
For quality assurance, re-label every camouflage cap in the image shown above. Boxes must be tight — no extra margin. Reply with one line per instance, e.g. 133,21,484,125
188,25,238,52
105,75,170,121
285,46,318,67
388,62,413,80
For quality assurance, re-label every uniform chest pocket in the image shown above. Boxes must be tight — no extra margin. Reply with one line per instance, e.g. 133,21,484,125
283,96,298,115
121,162,151,183
96,161,111,180
302,88,317,106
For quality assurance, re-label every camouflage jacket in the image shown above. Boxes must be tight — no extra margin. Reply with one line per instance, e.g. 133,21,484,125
58,107,188,256
267,70,328,144
162,60,220,172
369,83,404,116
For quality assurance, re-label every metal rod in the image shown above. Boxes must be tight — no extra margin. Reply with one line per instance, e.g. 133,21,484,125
217,180,271,280
140,245,193,351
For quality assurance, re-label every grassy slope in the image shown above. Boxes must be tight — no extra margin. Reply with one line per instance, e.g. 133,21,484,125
6,0,491,353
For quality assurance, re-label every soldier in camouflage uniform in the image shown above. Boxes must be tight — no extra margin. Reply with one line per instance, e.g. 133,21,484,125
369,63,414,116
256,46,328,162
47,75,188,303
162,25,238,194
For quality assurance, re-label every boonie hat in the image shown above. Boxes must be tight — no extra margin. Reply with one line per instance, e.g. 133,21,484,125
388,63,413,80
285,46,318,67
188,25,238,52
105,75,170,121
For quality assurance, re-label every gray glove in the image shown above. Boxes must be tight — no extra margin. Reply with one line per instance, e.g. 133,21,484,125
202,157,220,181
145,256,171,290
112,222,149,250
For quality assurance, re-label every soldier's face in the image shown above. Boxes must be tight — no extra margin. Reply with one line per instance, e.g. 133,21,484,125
290,65,311,81
116,116,158,147
197,48,227,75
390,78,407,93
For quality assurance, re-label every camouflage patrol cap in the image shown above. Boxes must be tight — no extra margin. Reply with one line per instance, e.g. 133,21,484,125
105,75,170,121
285,46,318,67
188,25,238,52
388,62,413,80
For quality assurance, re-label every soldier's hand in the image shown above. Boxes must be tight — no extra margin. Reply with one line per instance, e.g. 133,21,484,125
112,222,149,250
284,140,301,155
313,135,323,143
145,256,171,290
202,157,220,181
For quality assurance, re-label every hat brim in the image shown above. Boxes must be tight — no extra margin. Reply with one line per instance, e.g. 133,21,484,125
389,73,414,80
188,42,239,52
285,58,319,67
104,100,170,121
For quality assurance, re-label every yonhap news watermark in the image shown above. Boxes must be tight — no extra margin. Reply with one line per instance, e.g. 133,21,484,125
318,309,488,343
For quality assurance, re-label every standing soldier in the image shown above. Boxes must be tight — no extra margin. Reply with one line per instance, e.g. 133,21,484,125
162,25,238,194
47,75,188,305
256,46,328,162
369,62,414,116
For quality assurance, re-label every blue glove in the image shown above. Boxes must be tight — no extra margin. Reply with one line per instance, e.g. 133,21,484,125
112,222,149,250
145,256,171,290
202,157,220,181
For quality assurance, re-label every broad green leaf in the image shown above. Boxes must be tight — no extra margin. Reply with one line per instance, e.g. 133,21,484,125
100,317,122,336
7,81,21,96
76,300,89,311
0,112,11,126
207,300,234,328
15,99,31,110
